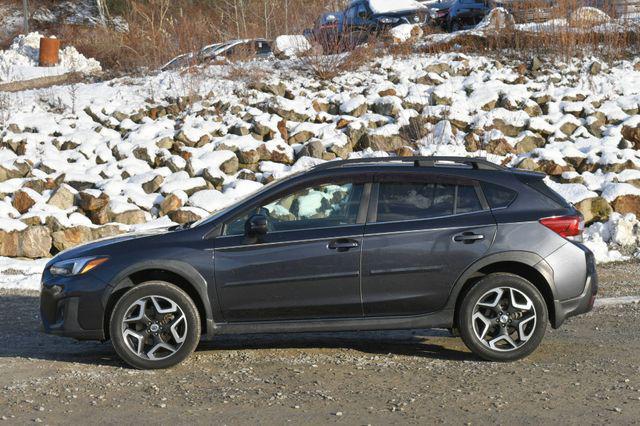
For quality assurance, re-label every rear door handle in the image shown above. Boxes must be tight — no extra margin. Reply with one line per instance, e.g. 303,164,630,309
453,233,485,244
328,239,359,252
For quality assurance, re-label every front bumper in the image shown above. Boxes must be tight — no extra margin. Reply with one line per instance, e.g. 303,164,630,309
552,248,598,328
40,272,110,341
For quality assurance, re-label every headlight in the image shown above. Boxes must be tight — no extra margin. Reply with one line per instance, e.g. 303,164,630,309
378,17,400,24
49,256,109,276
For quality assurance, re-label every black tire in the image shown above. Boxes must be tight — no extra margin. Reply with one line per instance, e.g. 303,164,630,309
458,273,548,362
110,281,201,369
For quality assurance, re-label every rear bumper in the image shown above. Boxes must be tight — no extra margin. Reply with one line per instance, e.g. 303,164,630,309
552,247,598,328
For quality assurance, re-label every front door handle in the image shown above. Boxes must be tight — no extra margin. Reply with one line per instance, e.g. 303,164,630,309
328,239,359,252
453,233,485,244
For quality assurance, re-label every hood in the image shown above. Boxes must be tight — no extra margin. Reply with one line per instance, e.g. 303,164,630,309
50,227,170,264
429,1,454,11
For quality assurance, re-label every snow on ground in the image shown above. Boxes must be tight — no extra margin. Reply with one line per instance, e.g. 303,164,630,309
0,32,101,83
0,257,48,290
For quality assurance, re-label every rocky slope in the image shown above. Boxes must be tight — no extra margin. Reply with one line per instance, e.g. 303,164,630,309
1,41,640,260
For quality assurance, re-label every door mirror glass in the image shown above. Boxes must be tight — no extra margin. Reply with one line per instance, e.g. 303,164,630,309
245,214,268,236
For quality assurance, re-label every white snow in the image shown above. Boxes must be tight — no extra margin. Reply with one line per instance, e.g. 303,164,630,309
368,0,425,14
0,257,49,290
0,32,101,83
274,35,311,58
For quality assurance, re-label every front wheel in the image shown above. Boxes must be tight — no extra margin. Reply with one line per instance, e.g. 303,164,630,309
458,273,548,362
110,281,201,369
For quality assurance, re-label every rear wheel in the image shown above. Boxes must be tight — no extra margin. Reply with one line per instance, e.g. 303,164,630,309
110,281,201,369
458,273,548,361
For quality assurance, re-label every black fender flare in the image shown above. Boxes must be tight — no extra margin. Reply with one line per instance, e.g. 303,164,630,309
443,250,557,312
103,260,215,335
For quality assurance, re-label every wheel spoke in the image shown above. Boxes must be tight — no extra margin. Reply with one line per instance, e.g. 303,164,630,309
123,299,147,323
147,343,178,360
477,288,504,308
151,296,179,315
169,314,187,344
472,311,492,340
123,329,145,356
510,288,533,310
517,315,536,342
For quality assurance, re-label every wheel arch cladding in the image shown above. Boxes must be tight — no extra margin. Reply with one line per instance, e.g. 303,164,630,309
104,266,211,339
454,261,557,328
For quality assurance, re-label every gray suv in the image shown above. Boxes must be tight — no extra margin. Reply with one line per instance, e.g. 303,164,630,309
40,156,597,369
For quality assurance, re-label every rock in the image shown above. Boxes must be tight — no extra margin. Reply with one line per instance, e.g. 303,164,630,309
425,62,452,75
89,225,121,241
621,125,640,149
359,132,405,152
220,156,239,175
78,191,110,212
19,226,51,258
160,193,184,216
298,140,325,159
372,96,402,117
168,208,204,224
517,157,539,171
340,96,368,118
575,197,611,225
47,184,77,210
530,56,543,72
111,209,147,225
588,61,602,75
464,132,481,152
396,146,415,157
491,118,525,138
485,138,514,156
515,133,546,154
611,194,640,217
248,81,286,97
288,130,315,145
237,148,261,165
141,175,164,194
19,226,52,258
328,141,353,159
229,124,250,136
52,226,94,252
12,189,38,214
88,207,109,225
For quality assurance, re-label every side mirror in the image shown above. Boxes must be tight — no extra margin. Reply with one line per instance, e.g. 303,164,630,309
245,213,268,236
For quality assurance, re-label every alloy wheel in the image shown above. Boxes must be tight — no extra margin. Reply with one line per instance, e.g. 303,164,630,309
121,295,188,361
471,287,537,352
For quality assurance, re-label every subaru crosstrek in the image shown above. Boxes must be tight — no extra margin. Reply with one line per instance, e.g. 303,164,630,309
40,157,597,369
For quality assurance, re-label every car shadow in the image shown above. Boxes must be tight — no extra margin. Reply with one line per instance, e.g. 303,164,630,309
0,293,476,366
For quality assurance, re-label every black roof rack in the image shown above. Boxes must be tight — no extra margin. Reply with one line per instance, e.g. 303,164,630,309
312,156,506,172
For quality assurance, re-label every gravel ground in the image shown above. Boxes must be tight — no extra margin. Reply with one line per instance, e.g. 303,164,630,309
0,262,639,424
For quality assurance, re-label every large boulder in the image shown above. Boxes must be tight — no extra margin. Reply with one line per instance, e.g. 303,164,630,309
51,226,94,252
611,194,640,217
476,7,515,31
621,125,640,149
12,189,39,214
78,190,110,212
48,184,77,210
575,197,612,225
0,226,53,258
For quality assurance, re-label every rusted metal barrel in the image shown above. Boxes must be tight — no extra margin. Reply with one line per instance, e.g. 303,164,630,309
39,37,61,67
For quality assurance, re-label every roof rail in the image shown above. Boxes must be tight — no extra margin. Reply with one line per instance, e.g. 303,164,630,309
312,156,506,171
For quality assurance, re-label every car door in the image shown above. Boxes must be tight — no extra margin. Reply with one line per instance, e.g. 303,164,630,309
214,178,370,322
361,173,496,317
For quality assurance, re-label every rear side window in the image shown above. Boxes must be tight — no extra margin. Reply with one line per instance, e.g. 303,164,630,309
522,178,571,208
375,182,482,222
481,182,517,209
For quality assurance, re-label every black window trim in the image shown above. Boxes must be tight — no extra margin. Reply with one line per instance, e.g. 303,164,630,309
478,180,518,211
368,177,488,224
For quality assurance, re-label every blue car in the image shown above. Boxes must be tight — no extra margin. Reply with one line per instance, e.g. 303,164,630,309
428,0,492,32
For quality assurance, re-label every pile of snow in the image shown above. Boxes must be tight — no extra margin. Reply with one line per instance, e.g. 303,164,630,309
273,35,311,59
0,32,101,83
584,213,640,263
569,7,611,27
368,0,425,14
390,24,423,43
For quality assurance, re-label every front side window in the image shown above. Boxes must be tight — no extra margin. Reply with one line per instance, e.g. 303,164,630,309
225,182,363,235
375,181,482,223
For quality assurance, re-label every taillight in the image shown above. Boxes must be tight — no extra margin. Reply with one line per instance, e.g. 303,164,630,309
539,215,583,240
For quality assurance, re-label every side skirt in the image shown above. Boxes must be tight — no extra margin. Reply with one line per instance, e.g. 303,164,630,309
204,309,454,337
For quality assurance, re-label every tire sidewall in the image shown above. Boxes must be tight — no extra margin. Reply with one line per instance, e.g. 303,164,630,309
110,281,201,370
458,273,548,362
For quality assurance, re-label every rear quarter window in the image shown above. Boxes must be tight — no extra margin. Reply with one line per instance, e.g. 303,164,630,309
481,182,517,209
